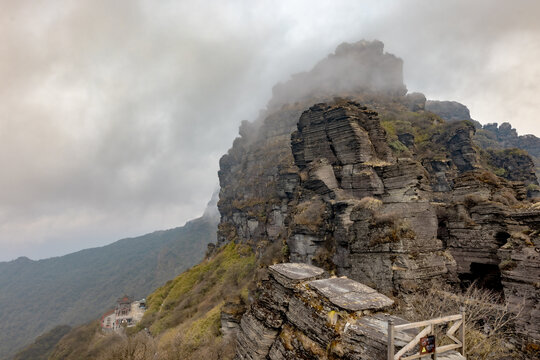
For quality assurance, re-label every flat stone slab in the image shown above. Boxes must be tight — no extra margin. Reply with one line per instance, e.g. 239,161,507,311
269,263,325,288
308,277,377,298
308,277,393,311
269,263,325,280
329,291,394,311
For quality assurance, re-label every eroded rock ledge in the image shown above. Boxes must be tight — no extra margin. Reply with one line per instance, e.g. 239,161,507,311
235,263,407,360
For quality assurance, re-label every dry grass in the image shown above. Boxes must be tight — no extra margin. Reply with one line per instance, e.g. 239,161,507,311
370,215,415,246
98,333,156,360
293,200,326,231
358,196,383,212
114,242,256,360
530,202,540,211
399,284,525,360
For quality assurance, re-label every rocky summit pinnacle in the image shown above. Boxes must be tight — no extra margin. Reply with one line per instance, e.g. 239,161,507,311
269,40,407,109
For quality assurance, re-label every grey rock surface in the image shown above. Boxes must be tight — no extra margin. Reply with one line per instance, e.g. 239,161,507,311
236,264,397,359
217,40,540,347
425,100,471,122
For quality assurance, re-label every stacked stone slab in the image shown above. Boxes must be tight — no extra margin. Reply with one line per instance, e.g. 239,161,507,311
235,263,467,360
290,101,457,294
500,211,540,343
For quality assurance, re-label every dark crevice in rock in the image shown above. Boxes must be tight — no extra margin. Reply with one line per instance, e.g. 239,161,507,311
437,220,449,248
459,263,505,298
495,231,511,247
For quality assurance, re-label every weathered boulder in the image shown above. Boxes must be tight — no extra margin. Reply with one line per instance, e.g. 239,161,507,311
236,263,467,359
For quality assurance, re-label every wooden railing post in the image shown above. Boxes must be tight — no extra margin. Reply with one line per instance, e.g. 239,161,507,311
388,319,395,360
432,324,437,359
460,307,466,357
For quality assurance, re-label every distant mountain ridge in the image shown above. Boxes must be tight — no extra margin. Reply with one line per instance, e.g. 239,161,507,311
0,197,219,360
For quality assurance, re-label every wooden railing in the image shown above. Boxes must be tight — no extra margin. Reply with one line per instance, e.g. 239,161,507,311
387,308,466,360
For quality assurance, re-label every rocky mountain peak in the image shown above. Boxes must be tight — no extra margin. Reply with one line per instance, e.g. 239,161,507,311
216,40,540,347
268,40,407,109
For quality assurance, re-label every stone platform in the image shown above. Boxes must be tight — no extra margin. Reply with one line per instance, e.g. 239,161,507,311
235,263,429,359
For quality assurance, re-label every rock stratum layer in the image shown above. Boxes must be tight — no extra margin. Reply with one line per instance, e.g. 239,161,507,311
235,263,465,360
217,40,540,349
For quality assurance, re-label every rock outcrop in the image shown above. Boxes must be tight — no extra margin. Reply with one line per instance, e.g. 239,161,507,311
475,122,540,180
235,263,465,360
487,149,538,185
425,100,472,122
216,40,540,347
289,101,457,294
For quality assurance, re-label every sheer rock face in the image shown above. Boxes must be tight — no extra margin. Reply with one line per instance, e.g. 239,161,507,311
446,122,480,172
439,172,540,341
289,101,456,293
500,211,540,341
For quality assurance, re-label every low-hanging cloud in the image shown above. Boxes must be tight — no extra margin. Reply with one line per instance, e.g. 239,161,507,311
1,0,539,260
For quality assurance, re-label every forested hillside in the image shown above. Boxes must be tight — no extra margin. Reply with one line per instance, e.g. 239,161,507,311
0,209,218,360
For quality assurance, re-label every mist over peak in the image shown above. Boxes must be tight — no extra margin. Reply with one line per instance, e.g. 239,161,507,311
268,40,407,109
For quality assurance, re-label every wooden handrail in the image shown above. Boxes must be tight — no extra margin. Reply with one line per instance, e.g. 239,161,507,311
388,307,466,360
394,314,462,331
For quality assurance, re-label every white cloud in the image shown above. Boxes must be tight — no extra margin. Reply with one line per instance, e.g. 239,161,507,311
0,0,539,260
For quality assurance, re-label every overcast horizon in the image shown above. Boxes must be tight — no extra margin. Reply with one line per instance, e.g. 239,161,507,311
1,0,540,262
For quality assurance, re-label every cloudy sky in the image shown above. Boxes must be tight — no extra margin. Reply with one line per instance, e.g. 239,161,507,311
1,0,539,261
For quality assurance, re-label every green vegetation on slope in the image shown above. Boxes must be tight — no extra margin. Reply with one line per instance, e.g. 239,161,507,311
12,325,72,360
140,242,255,335
48,321,123,360
50,242,258,360
0,215,218,360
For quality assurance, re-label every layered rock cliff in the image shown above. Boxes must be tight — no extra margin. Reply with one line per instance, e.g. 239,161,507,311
235,263,402,360
216,40,540,349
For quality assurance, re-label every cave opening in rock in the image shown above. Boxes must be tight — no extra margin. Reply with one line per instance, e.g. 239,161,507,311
459,262,505,299
437,220,449,248
495,231,510,247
